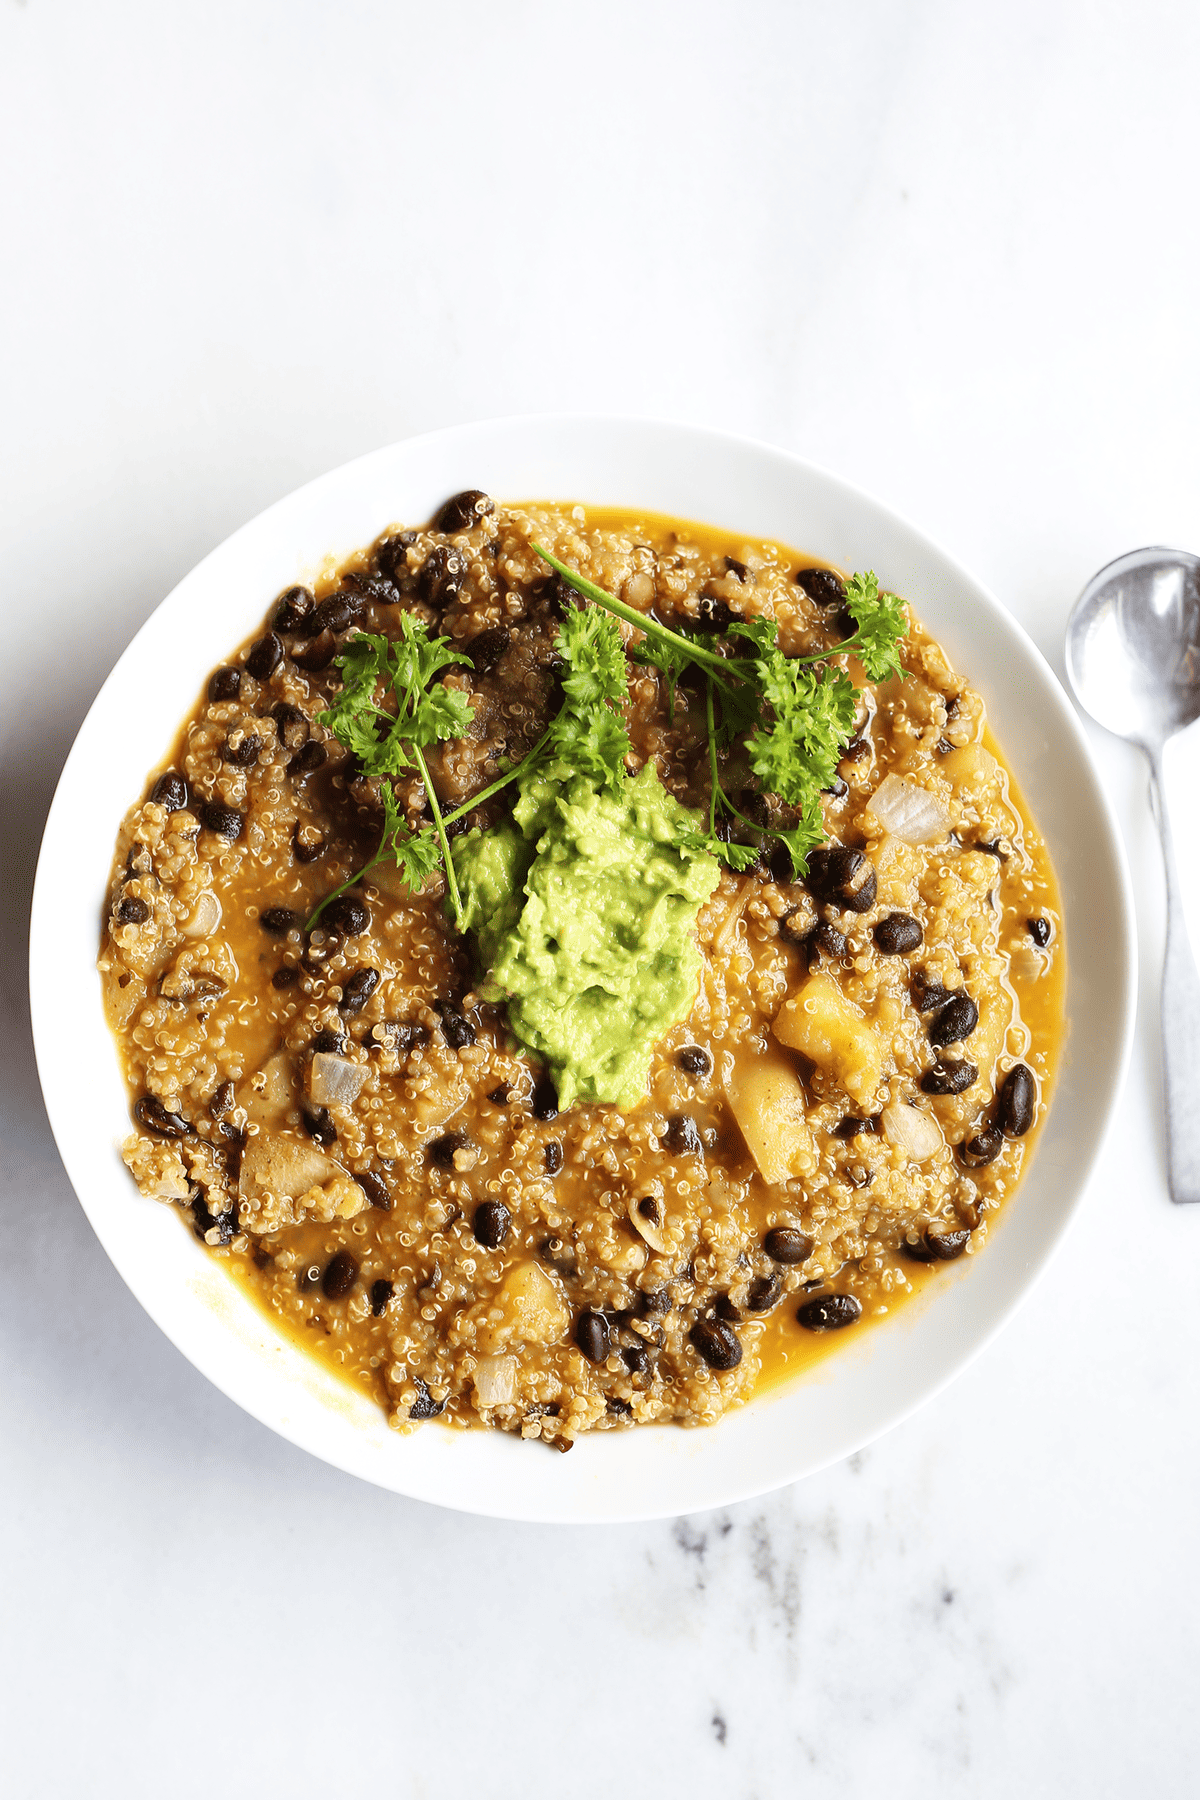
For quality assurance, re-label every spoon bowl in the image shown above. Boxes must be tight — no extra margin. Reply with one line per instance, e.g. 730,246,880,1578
1066,546,1200,750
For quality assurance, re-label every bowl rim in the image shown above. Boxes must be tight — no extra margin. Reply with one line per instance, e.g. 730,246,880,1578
29,413,1138,1522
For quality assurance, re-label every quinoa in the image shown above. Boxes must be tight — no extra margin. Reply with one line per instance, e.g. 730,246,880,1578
98,496,1065,1448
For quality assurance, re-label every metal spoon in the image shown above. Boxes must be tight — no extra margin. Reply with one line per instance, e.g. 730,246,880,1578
1066,546,1200,1204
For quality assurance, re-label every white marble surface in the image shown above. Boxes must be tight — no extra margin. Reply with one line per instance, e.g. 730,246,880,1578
3,2,1199,1794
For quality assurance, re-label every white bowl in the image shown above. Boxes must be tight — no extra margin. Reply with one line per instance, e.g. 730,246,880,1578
29,417,1136,1522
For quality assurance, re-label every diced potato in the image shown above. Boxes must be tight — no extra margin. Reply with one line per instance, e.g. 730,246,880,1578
773,972,883,1106
939,743,1002,798
239,1134,336,1201
482,1260,570,1351
240,1050,297,1126
724,1051,815,1186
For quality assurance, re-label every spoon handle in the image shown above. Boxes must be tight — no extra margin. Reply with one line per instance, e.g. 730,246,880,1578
1149,747,1200,1203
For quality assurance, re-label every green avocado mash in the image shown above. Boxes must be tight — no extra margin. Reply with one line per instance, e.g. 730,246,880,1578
452,763,721,1110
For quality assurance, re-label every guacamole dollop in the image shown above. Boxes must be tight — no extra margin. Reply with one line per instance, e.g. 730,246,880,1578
452,763,721,1111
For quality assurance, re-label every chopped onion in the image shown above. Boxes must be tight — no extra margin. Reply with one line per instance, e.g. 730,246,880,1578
309,1053,368,1108
474,1354,517,1407
881,1101,944,1162
182,891,222,938
868,774,950,845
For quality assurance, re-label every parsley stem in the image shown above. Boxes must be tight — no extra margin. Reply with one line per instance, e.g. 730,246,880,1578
412,744,463,930
440,725,554,828
303,837,390,933
531,542,741,687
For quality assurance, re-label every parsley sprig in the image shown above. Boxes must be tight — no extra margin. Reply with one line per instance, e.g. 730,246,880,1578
304,541,907,929
529,544,907,875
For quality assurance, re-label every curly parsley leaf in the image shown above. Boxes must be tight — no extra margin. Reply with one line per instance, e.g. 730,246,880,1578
544,606,632,793
728,617,858,806
836,571,908,682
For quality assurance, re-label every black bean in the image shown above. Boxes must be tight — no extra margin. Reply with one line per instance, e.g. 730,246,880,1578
833,1114,876,1138
419,544,466,609
929,993,978,1045
539,1235,577,1277
134,1095,191,1138
929,1230,970,1261
440,1005,476,1049
312,1029,348,1054
874,912,923,955
694,593,736,631
409,1380,446,1421
724,556,749,582
190,1194,236,1245
664,1113,702,1156
340,967,379,1014
977,838,1008,861
354,1170,392,1211
714,1293,741,1323
621,1343,651,1375
222,732,260,768
487,1083,511,1105
465,627,510,676
765,842,794,885
473,1200,511,1248
200,800,242,840
690,1317,743,1371
795,567,846,607
576,1310,611,1363
272,966,298,989
303,1105,336,1148
746,1272,784,1312
911,975,953,1014
345,571,400,606
605,1396,633,1418
274,585,315,632
321,1249,359,1300
433,489,495,532
210,1080,234,1119
260,906,299,935
324,893,370,937
638,1288,670,1317
117,894,150,924
270,701,309,749
311,593,361,636
841,735,871,765
921,1058,978,1096
997,1063,1036,1137
208,666,242,703
246,632,283,680
1027,916,1052,948
802,921,848,968
150,770,188,812
959,1125,1004,1168
805,845,876,912
293,630,337,672
428,1130,467,1169
370,1279,394,1316
375,530,417,580
544,1140,564,1175
677,1045,712,1077
531,1074,559,1120
797,1292,862,1331
764,1226,813,1265
291,743,328,780
365,1020,427,1057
